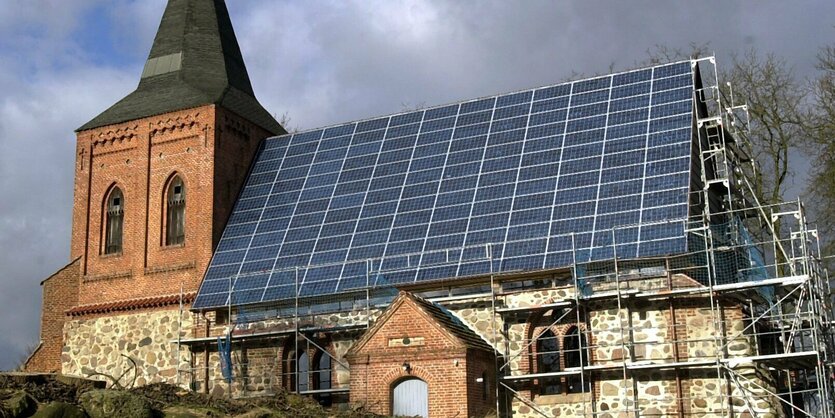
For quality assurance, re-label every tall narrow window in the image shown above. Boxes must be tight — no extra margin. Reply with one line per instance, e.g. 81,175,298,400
166,176,185,245
564,327,590,393
313,351,332,406
537,329,561,395
104,187,124,254
297,351,309,392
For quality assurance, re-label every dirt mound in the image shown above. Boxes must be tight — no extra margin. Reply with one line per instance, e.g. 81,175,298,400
130,383,248,416
0,374,87,406
0,374,387,418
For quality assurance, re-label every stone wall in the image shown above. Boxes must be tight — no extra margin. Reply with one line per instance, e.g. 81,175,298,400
79,286,784,417
62,307,191,387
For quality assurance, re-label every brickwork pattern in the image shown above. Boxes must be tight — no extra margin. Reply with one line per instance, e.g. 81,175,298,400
25,258,81,373
69,105,271,306
347,297,495,418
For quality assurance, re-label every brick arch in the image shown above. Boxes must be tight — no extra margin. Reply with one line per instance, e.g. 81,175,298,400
102,182,126,214
525,307,591,376
101,182,126,255
160,171,187,246
382,363,433,390
161,170,188,198
280,334,337,392
384,365,433,416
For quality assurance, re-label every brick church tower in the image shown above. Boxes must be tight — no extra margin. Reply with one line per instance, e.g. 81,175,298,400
26,0,283,377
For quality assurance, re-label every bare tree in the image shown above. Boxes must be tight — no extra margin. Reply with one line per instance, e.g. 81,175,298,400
804,44,835,261
643,46,807,208
723,50,809,207
400,101,426,112
275,111,300,134
643,42,712,65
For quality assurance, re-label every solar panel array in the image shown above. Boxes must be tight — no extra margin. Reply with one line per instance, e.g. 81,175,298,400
193,60,695,309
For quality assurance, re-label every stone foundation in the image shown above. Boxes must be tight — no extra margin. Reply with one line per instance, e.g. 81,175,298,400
57,288,787,417
62,308,191,387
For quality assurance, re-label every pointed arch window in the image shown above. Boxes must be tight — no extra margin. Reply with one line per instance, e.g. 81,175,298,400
313,351,333,406
537,329,561,395
165,176,185,245
297,351,310,392
564,326,590,393
104,187,124,254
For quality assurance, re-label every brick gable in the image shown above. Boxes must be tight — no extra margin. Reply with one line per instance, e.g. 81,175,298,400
346,292,496,417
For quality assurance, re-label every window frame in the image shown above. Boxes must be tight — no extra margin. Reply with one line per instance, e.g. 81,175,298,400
532,316,592,397
103,185,125,255
163,174,186,247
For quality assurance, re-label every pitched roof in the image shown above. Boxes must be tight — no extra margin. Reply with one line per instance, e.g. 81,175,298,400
78,0,283,135
407,293,495,352
349,291,494,355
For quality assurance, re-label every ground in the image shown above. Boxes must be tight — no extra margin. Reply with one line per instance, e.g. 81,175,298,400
0,373,389,418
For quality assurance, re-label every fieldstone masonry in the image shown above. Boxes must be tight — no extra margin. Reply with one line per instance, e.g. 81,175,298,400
55,282,786,417
62,308,191,387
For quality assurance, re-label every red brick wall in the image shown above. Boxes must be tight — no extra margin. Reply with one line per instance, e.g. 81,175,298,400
466,349,497,416
68,105,272,306
347,300,492,417
25,258,81,373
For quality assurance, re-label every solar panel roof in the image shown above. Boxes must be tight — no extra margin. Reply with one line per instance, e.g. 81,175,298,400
193,60,696,309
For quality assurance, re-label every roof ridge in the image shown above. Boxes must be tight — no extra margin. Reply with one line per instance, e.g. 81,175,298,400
265,57,702,140
408,293,494,352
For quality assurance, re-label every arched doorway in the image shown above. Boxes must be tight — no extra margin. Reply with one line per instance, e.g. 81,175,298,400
392,377,428,418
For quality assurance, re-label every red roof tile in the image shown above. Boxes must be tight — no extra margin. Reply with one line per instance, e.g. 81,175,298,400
67,292,196,316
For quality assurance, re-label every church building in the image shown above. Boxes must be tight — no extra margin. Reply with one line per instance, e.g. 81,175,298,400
26,1,834,417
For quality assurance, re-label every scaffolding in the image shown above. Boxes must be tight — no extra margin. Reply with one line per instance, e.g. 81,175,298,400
492,57,835,417
171,57,835,417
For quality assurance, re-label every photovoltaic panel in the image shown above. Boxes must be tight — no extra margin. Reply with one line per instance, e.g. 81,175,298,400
193,60,696,309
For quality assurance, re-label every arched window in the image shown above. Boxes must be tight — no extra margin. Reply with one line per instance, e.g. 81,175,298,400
104,187,124,254
537,329,561,395
282,337,333,405
313,351,332,406
564,326,590,393
297,351,309,392
165,175,185,245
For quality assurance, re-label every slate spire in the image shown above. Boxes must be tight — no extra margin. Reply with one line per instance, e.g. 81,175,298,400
78,0,283,134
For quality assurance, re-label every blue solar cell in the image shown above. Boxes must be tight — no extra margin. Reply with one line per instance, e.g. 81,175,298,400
613,68,652,86
496,104,532,120
460,98,495,114
356,118,388,133
425,105,458,120
391,111,423,127
534,84,571,101
653,74,692,91
323,124,356,139
653,87,691,105
497,91,533,107
193,60,698,309
574,76,611,94
458,261,491,277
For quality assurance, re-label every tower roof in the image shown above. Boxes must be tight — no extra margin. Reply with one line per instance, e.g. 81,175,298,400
78,0,283,134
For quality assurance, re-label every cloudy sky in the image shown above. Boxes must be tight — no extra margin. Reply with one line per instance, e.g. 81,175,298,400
0,0,832,370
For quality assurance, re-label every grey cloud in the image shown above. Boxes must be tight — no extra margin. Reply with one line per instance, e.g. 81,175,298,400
1,0,832,370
